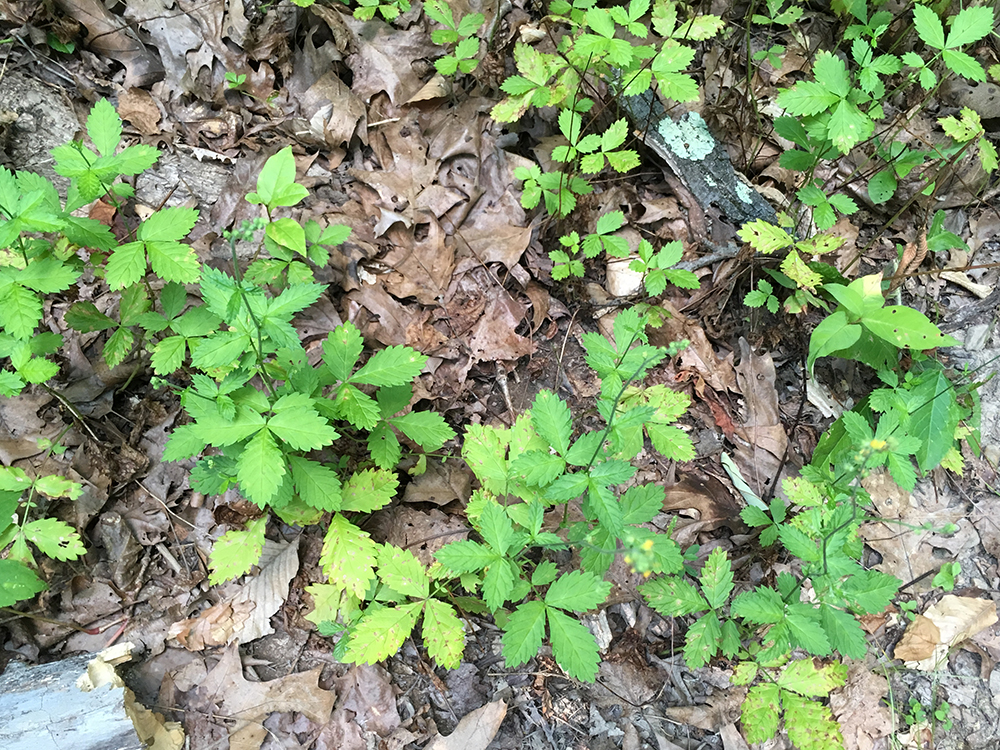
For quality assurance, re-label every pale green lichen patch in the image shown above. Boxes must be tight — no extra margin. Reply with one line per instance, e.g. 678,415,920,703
657,112,715,160
735,179,754,205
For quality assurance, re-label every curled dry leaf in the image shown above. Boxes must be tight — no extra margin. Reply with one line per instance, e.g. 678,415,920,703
895,595,999,670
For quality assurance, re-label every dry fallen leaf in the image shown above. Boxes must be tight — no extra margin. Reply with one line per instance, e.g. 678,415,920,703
168,599,254,650
426,699,507,750
829,660,892,750
895,596,998,670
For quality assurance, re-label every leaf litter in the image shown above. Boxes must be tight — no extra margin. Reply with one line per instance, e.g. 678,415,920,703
2,0,1000,748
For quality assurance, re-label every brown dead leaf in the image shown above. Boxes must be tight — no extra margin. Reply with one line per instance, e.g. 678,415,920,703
894,614,942,662
118,88,161,135
168,598,255,650
662,688,745,732
344,16,439,105
196,643,336,750
228,537,300,644
860,473,979,590
403,458,472,507
829,660,892,750
426,700,507,750
897,596,999,670
648,302,737,393
374,506,468,566
731,338,788,497
334,664,401,737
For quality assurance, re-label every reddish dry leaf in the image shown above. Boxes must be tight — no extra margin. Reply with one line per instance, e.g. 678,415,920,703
168,599,254,651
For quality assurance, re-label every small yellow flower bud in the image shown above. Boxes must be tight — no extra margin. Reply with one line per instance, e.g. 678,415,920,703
870,438,887,450
641,539,654,551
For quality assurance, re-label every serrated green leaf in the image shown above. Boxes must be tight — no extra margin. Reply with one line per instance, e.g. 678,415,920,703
908,370,960,471
462,424,510,494
478,499,516,556
423,598,465,669
642,575,709,616
151,335,187,375
737,219,794,255
0,284,40,340
862,305,959,350
787,603,831,655
819,604,868,659
784,692,845,750
436,540,496,573
912,3,945,49
742,683,780,743
777,81,840,116
621,484,665,525
23,518,85,561
530,390,573,455
332,383,381,430
378,545,429,599
237,428,285,507
209,516,266,585
0,558,46,606
778,658,847,697
683,611,722,668
391,410,455,450
732,587,785,623
289,456,342,511
32,474,81,499
647,423,696,462
502,600,547,667
841,569,900,613
319,513,379,598
779,524,820,562
323,323,363,380
346,602,422,665
340,468,399,513
88,99,122,157
700,548,734,610
368,423,402,470
545,570,610,612
547,606,601,681
267,405,338,451
482,556,517,610
353,345,427,387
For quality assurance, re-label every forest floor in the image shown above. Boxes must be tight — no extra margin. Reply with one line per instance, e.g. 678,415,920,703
1,1,1000,749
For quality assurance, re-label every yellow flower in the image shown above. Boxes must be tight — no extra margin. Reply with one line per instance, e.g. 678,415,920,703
870,438,887,450
641,538,654,551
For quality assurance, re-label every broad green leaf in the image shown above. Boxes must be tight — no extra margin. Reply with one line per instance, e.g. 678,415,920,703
462,424,510,494
828,100,871,153
683,611,722,668
139,207,198,242
151,336,187,375
700,548,734,610
642,575,709,616
787,603,831,655
346,602,422,665
862,306,960,350
778,524,820,562
237,428,286,506
731,587,785,624
209,516,266,585
17,257,79,294
102,326,133,369
742,683,781,744
267,406,339,451
510,450,565,486
333,383,381,430
0,558,46,606
88,99,122,157
195,406,265,446
319,513,379,598
391,410,455,450
288,456,342,511
908,370,960,471
368,423,402,470
162,423,207,461
423,598,465,669
585,481,624,535
106,241,147,289
945,6,995,48
23,518,85,560
547,606,601,681
912,4,944,49
776,81,840,116
778,658,847,697
377,545,429,599
436,540,496,573
147,240,201,284
481,556,516,610
819,604,868,660
266,218,307,256
530,390,573,455
812,51,850,98
32,474,81,499
502,600,547,667
784,692,845,750
808,310,862,374
621,484,665,525
353,345,427,386
545,570,610,612
249,147,298,207
478,499,516,555
265,282,324,322
841,569,900,614
647,423,695,462
340,468,399,513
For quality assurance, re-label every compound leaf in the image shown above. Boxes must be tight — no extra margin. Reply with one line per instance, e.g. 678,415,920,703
742,683,781,744
377,545,429,599
346,602,422,665
237,428,285,507
352,345,427,387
